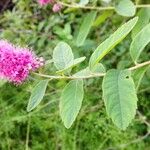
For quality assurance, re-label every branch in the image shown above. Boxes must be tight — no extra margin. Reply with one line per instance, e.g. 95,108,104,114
25,116,31,150
57,1,150,11
105,132,150,150
34,60,150,80
129,60,150,71
34,72,106,79
137,111,150,127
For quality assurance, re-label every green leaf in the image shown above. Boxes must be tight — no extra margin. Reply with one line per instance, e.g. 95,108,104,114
53,42,74,70
132,66,149,91
76,11,97,47
89,17,138,69
130,23,150,63
60,80,84,128
56,57,86,74
73,67,91,77
93,11,113,27
102,69,138,130
132,8,150,38
27,80,49,112
78,0,89,6
101,0,111,3
73,63,106,77
115,0,136,17
91,63,106,73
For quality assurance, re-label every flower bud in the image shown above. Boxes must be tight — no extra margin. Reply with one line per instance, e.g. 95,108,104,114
52,3,62,12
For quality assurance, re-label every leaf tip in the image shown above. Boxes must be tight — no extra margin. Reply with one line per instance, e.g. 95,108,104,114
64,123,72,129
27,105,32,112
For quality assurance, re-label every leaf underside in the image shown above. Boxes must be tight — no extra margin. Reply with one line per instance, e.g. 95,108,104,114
102,69,138,130
115,0,136,17
56,57,86,74
27,80,49,112
60,80,84,128
132,8,150,38
53,42,74,70
130,23,150,63
132,66,150,91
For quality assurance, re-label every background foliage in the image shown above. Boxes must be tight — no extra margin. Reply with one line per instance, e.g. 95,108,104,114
0,0,150,149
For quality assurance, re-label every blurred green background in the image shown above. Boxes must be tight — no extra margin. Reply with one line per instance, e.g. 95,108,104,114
0,0,150,149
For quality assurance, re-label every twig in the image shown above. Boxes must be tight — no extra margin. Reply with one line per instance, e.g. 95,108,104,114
57,1,150,11
137,111,150,127
118,132,150,149
139,87,150,94
34,72,105,79
129,61,150,71
2,100,58,123
105,132,150,150
25,116,31,150
34,60,150,80
105,110,150,150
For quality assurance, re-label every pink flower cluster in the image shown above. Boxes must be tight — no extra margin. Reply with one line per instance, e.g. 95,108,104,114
38,0,62,12
38,0,54,6
0,40,44,84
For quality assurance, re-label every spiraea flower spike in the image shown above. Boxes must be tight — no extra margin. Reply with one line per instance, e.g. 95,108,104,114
0,40,44,84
